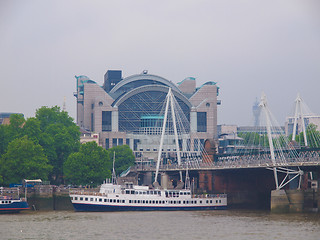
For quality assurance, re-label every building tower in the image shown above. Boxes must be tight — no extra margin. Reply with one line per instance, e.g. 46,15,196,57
252,97,261,126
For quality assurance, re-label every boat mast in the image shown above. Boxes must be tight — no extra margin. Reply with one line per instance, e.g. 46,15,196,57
185,161,190,190
112,151,117,184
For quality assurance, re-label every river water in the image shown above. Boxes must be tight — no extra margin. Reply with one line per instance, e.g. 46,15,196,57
1,210,319,240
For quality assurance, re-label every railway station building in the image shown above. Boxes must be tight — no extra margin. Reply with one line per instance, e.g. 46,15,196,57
74,70,220,162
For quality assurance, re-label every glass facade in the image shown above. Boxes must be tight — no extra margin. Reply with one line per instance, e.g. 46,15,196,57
118,91,190,133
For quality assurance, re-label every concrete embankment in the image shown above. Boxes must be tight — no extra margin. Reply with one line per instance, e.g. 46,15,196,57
24,185,73,211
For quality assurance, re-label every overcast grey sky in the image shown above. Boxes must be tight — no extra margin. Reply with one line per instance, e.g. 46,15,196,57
1,0,319,126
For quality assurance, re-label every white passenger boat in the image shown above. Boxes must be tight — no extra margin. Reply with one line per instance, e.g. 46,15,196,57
70,181,227,212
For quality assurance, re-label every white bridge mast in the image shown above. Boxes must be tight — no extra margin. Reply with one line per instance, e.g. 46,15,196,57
260,92,303,190
260,93,279,190
292,93,308,146
154,88,183,185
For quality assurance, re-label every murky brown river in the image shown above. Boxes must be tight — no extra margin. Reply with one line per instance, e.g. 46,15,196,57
1,210,319,240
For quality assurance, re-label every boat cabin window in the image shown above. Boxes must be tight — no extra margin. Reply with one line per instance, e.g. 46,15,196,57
131,190,135,194
85,198,88,201
80,197,83,201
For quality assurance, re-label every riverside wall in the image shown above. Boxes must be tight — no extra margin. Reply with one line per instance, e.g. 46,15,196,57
23,185,73,211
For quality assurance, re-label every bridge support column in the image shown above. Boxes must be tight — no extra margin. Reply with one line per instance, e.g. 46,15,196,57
271,189,304,213
199,171,213,193
271,190,290,213
143,172,153,186
161,173,173,189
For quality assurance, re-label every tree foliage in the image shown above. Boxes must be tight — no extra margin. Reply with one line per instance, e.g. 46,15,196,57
0,106,138,186
108,145,135,175
34,106,80,183
63,142,111,186
295,123,320,148
0,136,52,185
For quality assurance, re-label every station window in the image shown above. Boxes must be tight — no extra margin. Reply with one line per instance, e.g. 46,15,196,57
105,138,109,150
113,138,117,147
102,111,112,132
197,112,207,132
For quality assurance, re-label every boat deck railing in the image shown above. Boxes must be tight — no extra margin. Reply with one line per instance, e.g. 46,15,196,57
69,189,227,199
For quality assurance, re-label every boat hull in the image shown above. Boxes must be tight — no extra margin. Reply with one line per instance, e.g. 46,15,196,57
72,203,227,212
0,201,29,213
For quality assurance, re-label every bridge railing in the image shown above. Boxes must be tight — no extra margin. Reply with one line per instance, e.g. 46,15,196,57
134,150,320,171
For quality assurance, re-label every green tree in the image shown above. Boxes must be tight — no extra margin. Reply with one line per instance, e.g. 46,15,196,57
8,114,25,139
0,136,52,185
22,117,41,143
36,106,75,131
35,106,80,184
64,142,111,186
295,123,320,148
0,114,25,157
0,125,10,157
108,145,135,175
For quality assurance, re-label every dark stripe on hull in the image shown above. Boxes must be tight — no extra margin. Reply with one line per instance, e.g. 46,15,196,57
72,203,227,212
0,202,29,213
